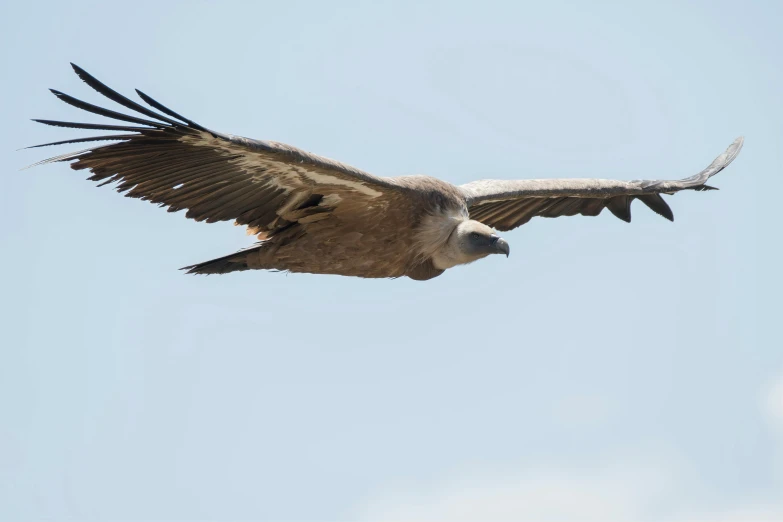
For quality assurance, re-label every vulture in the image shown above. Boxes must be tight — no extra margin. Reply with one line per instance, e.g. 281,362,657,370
26,64,744,281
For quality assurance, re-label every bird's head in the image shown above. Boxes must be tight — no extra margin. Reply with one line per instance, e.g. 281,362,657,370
445,220,510,266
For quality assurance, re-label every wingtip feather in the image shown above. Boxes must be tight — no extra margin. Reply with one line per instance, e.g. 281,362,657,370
638,194,674,221
134,88,209,132
70,63,93,82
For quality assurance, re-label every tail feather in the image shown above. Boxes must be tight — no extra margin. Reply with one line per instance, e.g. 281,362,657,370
181,247,260,275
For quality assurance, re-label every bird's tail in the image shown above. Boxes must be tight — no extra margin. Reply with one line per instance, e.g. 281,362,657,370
180,245,264,275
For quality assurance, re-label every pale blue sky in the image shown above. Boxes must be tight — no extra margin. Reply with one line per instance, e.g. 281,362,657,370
1,1,781,520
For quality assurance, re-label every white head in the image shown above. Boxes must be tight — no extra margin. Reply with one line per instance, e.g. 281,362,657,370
431,220,510,270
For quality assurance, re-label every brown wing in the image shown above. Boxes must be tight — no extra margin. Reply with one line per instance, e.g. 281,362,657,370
460,137,743,230
26,64,405,238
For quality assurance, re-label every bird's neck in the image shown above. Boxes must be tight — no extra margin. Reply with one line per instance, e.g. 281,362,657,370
414,208,473,270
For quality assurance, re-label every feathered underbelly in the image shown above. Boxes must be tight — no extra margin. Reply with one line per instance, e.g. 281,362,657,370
246,220,419,278
243,190,464,279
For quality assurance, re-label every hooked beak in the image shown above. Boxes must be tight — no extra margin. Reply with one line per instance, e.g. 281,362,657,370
491,235,510,257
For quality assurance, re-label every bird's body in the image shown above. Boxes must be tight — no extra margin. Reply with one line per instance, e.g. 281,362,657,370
193,175,468,280
27,64,744,281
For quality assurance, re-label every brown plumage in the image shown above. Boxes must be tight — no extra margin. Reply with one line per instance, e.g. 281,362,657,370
25,64,744,281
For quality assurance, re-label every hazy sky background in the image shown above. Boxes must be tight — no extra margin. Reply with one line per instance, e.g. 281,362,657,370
1,0,781,520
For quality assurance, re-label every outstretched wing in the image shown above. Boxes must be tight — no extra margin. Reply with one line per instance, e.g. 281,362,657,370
27,64,405,238
460,137,744,231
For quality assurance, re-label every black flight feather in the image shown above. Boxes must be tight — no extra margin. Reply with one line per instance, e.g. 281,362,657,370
49,89,170,129
23,134,140,149
70,63,182,127
134,89,210,133
606,196,632,223
32,119,150,132
638,194,674,221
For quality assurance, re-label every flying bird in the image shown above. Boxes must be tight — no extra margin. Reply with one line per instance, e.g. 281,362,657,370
26,64,744,281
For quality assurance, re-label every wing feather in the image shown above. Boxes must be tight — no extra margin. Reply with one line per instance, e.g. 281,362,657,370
27,64,406,237
461,137,743,229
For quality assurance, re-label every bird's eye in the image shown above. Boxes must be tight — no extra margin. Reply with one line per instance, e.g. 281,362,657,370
470,232,481,240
